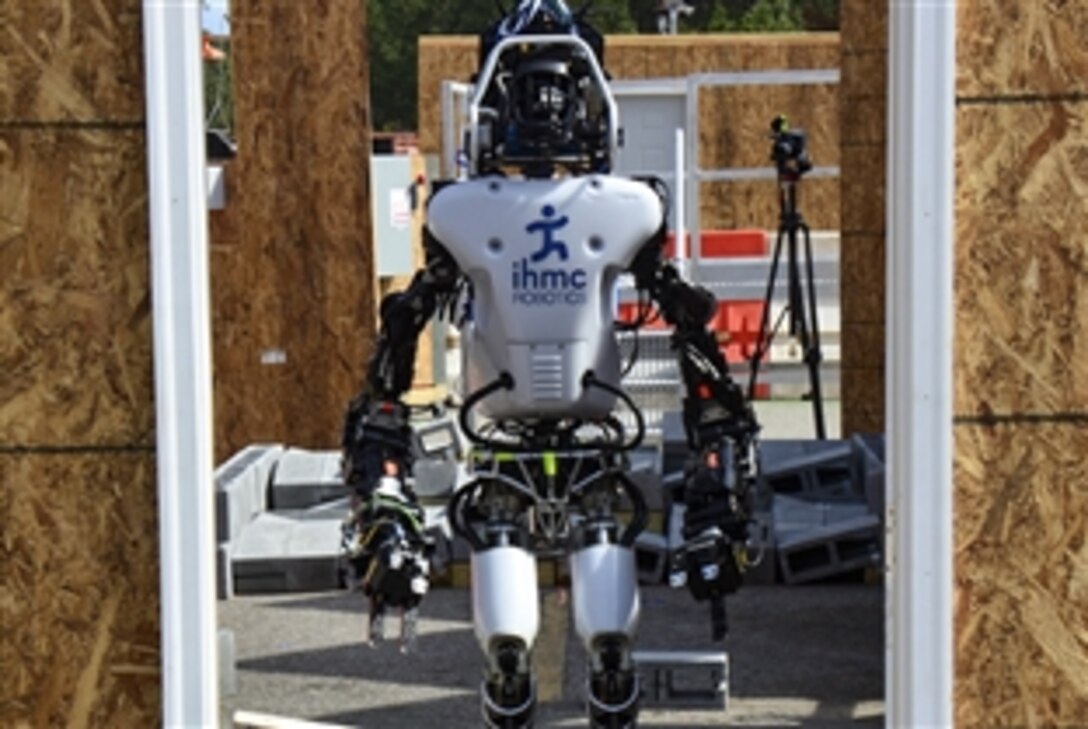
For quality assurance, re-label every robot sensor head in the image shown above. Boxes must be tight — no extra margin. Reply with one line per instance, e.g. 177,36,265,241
511,57,577,150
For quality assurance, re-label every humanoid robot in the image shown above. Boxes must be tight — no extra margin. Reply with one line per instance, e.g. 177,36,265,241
341,2,760,726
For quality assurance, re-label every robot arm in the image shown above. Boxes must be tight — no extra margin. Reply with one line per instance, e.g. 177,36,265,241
342,234,462,490
340,235,463,643
628,227,760,641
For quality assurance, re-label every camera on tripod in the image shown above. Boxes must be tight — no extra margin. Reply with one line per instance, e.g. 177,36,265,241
749,114,827,439
769,114,812,178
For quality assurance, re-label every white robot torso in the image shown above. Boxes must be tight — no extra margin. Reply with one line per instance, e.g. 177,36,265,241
427,175,663,421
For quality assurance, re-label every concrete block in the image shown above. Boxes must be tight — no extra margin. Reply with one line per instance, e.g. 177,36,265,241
851,433,886,517
217,542,234,600
231,510,344,594
214,444,283,544
270,449,345,510
776,513,882,584
634,650,729,710
215,468,251,546
252,446,281,513
759,439,858,501
287,497,353,523
772,494,872,540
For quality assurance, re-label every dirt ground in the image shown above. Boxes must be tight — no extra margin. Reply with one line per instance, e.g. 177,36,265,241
220,581,883,728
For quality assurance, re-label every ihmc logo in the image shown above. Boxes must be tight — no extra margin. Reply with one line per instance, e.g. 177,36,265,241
512,206,588,306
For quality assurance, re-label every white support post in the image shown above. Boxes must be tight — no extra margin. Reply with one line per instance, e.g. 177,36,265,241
886,1,955,727
684,77,700,275
440,81,456,178
143,1,219,726
673,127,687,276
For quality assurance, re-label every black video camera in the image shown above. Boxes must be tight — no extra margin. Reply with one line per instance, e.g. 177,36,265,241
769,115,812,178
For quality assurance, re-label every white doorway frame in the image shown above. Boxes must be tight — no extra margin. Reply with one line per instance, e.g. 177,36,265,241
146,1,956,725
886,0,956,726
144,1,218,726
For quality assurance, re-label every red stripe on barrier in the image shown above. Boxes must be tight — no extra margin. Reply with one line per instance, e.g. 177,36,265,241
663,230,768,261
700,229,767,258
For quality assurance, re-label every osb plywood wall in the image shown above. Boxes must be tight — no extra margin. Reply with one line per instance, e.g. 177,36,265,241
0,2,161,727
953,1,1088,726
212,0,376,462
838,0,887,436
418,34,841,230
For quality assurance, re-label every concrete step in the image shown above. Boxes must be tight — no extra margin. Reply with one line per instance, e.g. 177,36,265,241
269,449,345,510
231,507,346,594
215,444,283,544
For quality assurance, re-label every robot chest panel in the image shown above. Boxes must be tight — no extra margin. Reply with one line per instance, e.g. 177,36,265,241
427,176,662,332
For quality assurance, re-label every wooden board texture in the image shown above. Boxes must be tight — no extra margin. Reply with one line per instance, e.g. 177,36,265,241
214,0,376,461
954,102,1088,419
0,3,158,727
700,177,839,231
954,423,1088,727
0,129,154,447
954,1,1088,725
1,453,160,729
838,0,887,437
418,34,840,231
0,0,144,123
957,0,1088,99
838,0,887,54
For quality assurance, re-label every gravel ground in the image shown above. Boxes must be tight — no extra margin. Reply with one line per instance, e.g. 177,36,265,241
220,581,882,728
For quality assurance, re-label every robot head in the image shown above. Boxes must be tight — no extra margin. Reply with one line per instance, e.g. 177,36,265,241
471,1,614,178
510,56,578,151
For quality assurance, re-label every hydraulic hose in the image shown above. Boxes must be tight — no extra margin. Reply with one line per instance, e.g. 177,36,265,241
459,372,516,449
581,371,645,452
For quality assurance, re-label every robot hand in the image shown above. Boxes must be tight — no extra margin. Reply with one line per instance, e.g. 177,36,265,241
341,398,433,649
671,392,759,641
671,453,749,641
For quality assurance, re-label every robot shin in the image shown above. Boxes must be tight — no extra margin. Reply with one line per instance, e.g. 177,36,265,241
571,543,641,723
570,543,639,651
471,545,541,655
472,545,540,727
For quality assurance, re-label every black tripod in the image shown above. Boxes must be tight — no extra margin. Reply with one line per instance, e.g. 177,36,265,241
747,116,827,439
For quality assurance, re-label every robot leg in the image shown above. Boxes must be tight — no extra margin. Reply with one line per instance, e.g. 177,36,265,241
473,545,540,728
570,542,641,728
